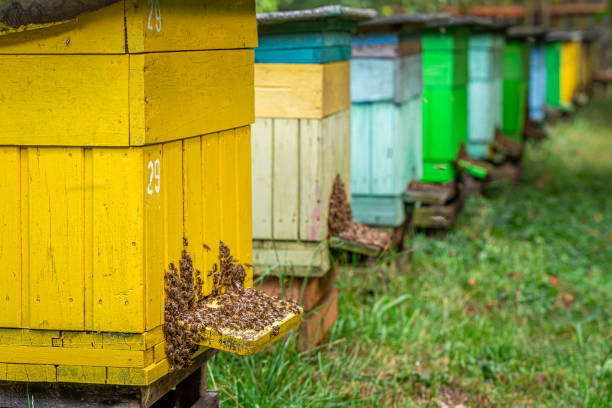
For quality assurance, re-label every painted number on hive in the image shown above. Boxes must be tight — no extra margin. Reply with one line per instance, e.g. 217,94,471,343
148,159,161,195
147,0,162,32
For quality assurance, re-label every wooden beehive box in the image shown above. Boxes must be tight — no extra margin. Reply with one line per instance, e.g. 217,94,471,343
467,23,498,160
252,6,376,277
545,31,581,111
0,0,299,387
349,14,434,227
502,26,545,142
421,16,472,184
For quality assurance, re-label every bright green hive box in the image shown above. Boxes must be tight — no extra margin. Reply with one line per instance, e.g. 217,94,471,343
422,22,470,183
501,27,544,143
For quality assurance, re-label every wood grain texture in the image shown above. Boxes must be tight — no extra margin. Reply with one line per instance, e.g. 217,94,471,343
272,119,299,240
252,240,330,277
351,55,422,103
0,147,21,327
28,148,84,330
0,54,129,146
251,120,274,240
255,61,350,119
0,0,256,54
252,110,350,248
350,100,421,197
0,346,151,368
130,50,254,146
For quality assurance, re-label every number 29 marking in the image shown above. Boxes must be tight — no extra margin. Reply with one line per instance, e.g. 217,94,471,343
147,0,162,32
147,159,161,195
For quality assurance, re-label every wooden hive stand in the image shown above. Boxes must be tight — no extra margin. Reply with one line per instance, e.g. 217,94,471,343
251,6,377,349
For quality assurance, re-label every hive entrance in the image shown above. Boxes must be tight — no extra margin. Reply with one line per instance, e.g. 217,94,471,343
328,174,391,251
164,241,302,370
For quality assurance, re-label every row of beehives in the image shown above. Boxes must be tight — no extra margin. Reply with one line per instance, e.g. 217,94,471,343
0,1,601,393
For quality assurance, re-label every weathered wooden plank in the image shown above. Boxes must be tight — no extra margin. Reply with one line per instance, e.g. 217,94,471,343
130,50,254,146
28,148,84,331
183,136,205,281
413,199,462,229
0,147,21,328
299,118,325,241
252,240,331,277
235,126,254,288
350,104,372,195
328,237,382,257
0,54,129,146
272,119,299,240
144,145,163,331
0,0,257,53
405,180,457,205
201,132,221,293
92,148,144,333
219,129,239,256
0,346,151,368
19,149,30,329
251,119,274,240
57,365,107,384
255,61,350,119
5,364,56,382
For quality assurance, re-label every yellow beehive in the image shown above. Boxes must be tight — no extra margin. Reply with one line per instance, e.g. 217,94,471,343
0,0,268,386
560,40,579,106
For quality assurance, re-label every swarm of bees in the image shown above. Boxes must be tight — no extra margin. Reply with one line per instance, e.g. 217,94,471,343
164,240,301,371
328,175,391,249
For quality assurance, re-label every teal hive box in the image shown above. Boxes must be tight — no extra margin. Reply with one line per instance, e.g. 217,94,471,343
467,20,504,160
350,14,446,226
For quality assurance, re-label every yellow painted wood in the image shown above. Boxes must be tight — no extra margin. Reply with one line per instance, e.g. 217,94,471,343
107,358,169,386
0,54,130,146
0,50,252,147
0,0,256,54
92,148,144,333
61,331,103,348
183,136,206,285
84,148,94,330
561,41,579,106
28,148,85,330
57,365,107,384
0,2,125,54
255,61,351,119
202,132,221,293
0,363,6,381
220,129,239,257
0,147,21,327
0,345,151,368
251,119,274,240
124,0,257,53
129,50,254,146
19,149,30,328
236,126,254,288
6,364,56,382
273,119,300,240
144,145,164,331
0,329,59,346
154,342,166,363
195,305,302,356
1,126,254,345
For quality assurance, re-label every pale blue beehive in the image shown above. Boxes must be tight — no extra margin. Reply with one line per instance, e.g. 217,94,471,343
350,14,447,226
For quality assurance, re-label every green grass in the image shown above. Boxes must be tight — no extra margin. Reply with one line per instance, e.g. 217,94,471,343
208,92,612,407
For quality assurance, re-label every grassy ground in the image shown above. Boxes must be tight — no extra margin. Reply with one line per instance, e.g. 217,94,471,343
207,91,612,407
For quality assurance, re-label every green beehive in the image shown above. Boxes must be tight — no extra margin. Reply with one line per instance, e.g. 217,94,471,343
501,27,545,142
421,16,474,183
